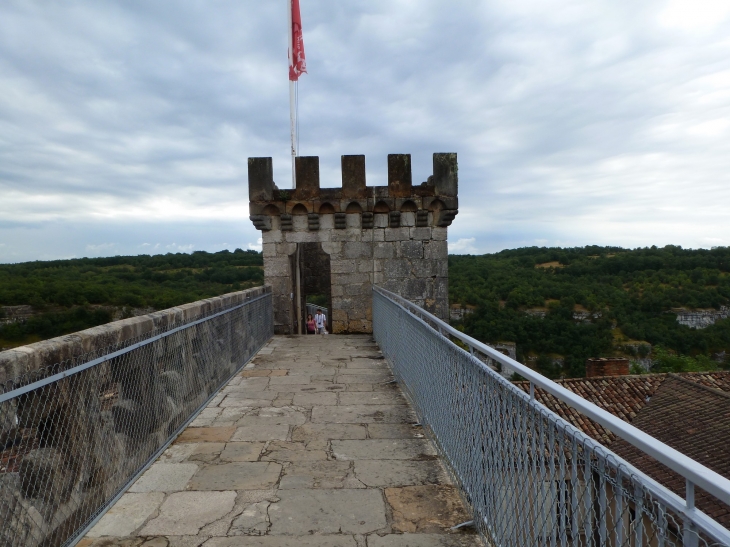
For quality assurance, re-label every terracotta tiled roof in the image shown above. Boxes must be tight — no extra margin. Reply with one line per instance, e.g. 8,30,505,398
514,374,666,444
609,376,730,527
514,371,730,526
514,372,730,444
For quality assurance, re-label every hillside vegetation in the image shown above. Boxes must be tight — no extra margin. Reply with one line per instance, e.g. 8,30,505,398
0,249,263,348
449,246,730,378
4,245,730,379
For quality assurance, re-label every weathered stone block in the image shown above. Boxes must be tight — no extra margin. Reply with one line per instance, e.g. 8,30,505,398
345,283,370,296
129,462,199,493
276,242,297,255
262,243,277,258
264,258,290,278
399,241,423,259
434,278,448,299
291,215,308,231
343,241,372,259
410,227,431,240
332,439,436,461
371,228,385,242
381,278,404,294
332,309,348,322
400,212,415,227
348,320,371,333
384,227,411,242
424,240,448,260
334,297,354,310
270,489,386,534
412,260,436,278
331,260,356,274
345,213,361,229
332,273,370,285
294,156,320,200
374,213,388,228
384,259,411,278
248,157,274,201
319,214,334,230
331,229,362,242
140,491,237,536
431,227,447,241
433,153,458,197
373,242,395,258
341,155,366,198
388,154,412,198
262,230,284,244
286,231,319,243
320,241,342,255
88,492,164,538
405,278,428,299
358,260,376,273
385,484,469,533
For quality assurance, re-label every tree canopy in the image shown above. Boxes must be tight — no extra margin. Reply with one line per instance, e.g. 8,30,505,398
0,249,263,348
449,245,730,377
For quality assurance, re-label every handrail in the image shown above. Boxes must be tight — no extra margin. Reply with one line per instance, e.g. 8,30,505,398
373,286,730,509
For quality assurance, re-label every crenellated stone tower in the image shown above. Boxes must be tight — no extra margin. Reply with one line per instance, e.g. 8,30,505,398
248,153,458,334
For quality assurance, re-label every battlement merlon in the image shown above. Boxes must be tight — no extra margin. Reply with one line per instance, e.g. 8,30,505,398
248,153,458,230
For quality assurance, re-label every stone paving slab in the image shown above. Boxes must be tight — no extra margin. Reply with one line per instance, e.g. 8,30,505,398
83,335,481,547
332,439,437,460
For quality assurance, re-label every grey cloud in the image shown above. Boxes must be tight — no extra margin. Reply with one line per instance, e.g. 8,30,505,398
0,0,729,262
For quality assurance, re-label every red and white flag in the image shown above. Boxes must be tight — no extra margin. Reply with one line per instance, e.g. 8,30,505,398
289,0,307,81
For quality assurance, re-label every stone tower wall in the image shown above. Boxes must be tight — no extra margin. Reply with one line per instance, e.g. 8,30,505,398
248,153,458,334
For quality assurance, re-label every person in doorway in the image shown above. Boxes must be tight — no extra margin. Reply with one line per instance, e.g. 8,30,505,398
306,314,316,335
314,309,327,335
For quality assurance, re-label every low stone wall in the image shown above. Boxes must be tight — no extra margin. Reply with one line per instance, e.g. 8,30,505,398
0,286,271,547
0,287,268,387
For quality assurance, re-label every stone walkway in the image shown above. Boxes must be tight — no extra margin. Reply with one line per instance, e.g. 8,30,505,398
81,335,481,547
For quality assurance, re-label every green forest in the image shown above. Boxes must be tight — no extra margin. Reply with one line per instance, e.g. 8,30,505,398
0,249,263,348
3,245,730,379
449,246,730,378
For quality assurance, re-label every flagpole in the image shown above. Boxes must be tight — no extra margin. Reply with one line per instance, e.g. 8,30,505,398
288,0,296,190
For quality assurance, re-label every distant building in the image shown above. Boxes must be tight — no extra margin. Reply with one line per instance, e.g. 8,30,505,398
674,306,729,329
449,303,475,321
0,305,34,325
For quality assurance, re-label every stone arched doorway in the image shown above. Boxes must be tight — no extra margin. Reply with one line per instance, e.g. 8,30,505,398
290,242,332,334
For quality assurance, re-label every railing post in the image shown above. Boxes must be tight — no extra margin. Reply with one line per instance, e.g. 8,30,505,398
684,480,698,547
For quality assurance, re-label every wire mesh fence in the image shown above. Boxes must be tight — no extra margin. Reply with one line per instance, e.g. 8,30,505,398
0,289,273,547
373,287,730,547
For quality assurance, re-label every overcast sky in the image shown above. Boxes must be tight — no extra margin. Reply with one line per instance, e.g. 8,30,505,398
1,0,729,263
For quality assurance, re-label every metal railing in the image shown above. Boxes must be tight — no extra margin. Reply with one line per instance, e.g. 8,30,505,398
305,303,328,318
373,286,730,547
0,289,273,547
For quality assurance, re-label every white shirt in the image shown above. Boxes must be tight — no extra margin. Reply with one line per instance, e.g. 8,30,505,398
314,313,326,328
